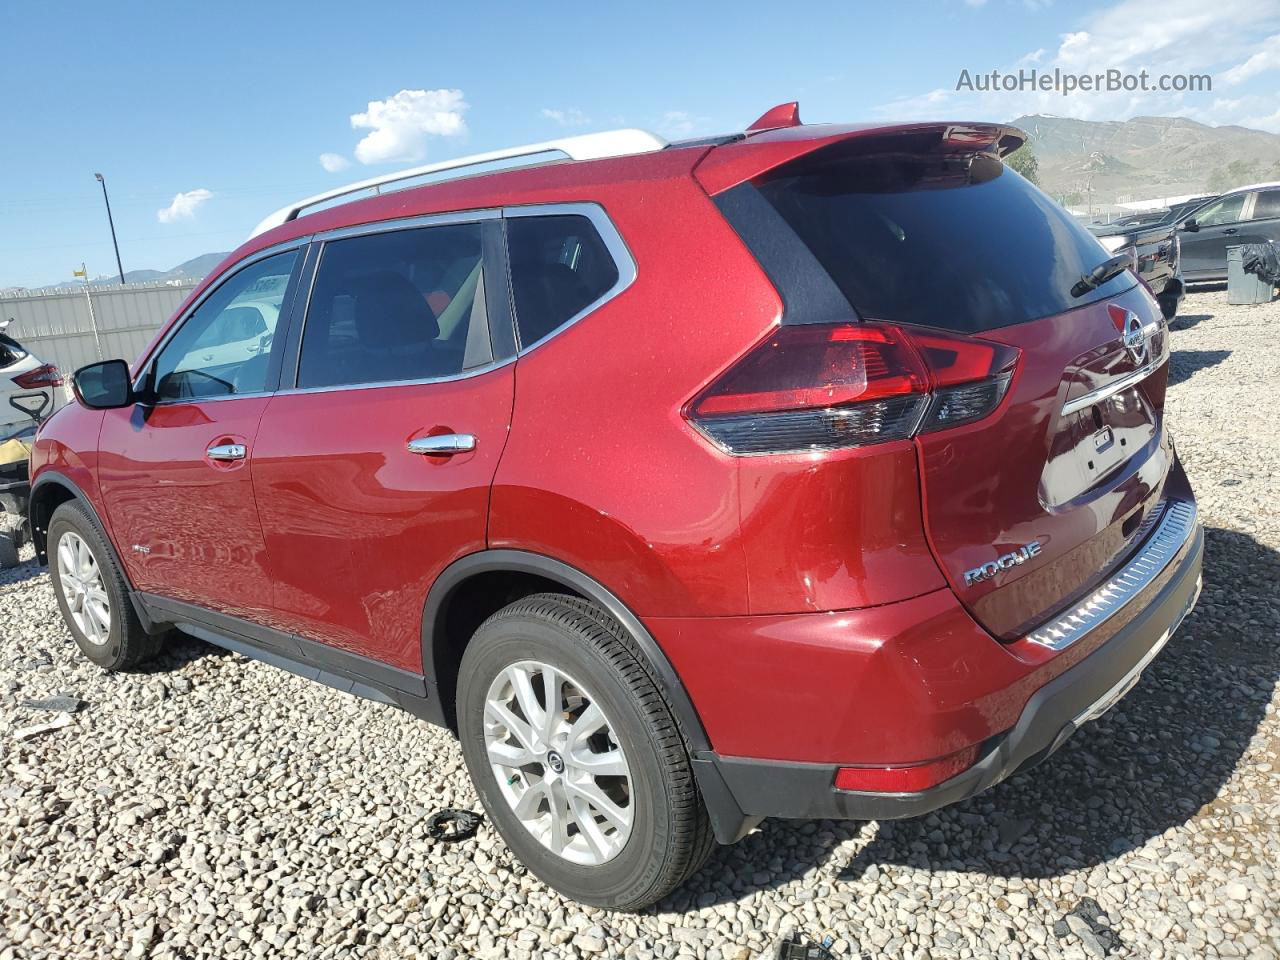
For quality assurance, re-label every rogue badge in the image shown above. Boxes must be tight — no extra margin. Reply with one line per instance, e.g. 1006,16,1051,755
964,541,1043,586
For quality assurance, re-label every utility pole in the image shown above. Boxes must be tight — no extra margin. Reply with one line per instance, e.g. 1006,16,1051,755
74,263,105,361
94,173,126,285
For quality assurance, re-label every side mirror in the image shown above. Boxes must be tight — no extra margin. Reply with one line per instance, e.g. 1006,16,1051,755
1182,219,1200,233
73,359,134,409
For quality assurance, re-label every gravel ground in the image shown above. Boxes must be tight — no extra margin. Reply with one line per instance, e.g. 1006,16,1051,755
2,287,1278,960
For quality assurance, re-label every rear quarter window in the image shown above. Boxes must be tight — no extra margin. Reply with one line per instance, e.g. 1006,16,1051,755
506,214,619,349
755,142,1134,333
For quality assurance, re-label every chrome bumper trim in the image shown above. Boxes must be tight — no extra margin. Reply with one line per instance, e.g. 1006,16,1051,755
1026,499,1199,652
1073,572,1202,726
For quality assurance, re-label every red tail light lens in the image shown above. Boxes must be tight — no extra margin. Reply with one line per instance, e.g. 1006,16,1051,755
11,363,64,389
686,323,1018,454
834,745,979,793
911,330,1020,434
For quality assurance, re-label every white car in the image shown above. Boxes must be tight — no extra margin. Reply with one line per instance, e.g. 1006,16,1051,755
0,318,70,439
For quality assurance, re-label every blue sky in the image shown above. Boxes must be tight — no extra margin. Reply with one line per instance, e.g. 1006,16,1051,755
2,0,1277,289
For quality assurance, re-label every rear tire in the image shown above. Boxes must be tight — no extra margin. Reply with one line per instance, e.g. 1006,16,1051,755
457,593,713,910
47,500,164,670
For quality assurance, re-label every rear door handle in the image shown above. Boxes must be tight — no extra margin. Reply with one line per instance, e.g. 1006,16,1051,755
1223,228,1238,235
207,443,247,461
407,434,476,456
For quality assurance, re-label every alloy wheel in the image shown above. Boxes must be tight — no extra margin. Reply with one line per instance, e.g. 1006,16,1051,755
483,660,633,865
56,531,111,646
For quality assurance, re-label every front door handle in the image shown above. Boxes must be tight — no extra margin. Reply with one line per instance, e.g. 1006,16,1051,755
1223,228,1238,235
207,443,247,461
407,434,476,456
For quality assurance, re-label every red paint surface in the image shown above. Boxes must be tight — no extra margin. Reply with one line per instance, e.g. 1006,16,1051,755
250,368,514,672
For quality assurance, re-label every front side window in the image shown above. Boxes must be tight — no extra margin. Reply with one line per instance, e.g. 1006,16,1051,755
506,215,619,348
153,251,297,401
297,222,490,389
1193,194,1246,227
1249,190,1280,221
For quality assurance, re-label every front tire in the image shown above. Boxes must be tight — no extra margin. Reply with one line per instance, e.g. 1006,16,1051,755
457,594,713,910
48,500,164,670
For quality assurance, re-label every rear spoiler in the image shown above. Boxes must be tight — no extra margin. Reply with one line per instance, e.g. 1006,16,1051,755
694,119,1027,195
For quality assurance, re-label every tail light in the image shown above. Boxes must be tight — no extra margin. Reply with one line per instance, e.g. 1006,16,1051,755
685,323,1018,455
11,363,64,389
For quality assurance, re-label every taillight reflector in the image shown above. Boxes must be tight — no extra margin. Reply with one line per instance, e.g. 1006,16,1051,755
11,363,64,389
686,323,1018,454
834,745,979,793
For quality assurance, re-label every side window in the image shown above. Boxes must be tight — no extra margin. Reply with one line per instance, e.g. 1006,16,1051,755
506,214,620,348
297,222,489,389
1249,190,1280,221
1193,195,1246,227
153,251,297,402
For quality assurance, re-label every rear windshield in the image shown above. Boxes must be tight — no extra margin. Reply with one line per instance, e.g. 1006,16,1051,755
757,142,1135,333
0,332,28,368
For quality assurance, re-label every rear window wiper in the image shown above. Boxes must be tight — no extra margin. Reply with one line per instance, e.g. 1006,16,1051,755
1071,254,1131,299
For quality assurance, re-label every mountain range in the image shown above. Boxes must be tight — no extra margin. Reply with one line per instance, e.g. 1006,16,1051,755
1009,114,1280,207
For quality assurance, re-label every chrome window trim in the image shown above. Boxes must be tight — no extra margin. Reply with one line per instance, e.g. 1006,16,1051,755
274,201,635,395
1025,499,1199,651
132,238,311,398
283,212,501,395
503,202,638,356
275,355,517,397
309,208,500,244
1061,356,1163,416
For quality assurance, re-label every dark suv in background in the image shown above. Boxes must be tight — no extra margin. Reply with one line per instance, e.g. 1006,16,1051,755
1177,183,1280,282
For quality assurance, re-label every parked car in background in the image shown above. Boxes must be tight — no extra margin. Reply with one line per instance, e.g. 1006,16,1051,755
1088,220,1184,319
28,107,1203,910
1164,195,1218,224
1,318,68,438
1177,183,1280,282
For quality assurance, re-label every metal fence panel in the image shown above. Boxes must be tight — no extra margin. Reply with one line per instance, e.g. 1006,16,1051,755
0,281,197,372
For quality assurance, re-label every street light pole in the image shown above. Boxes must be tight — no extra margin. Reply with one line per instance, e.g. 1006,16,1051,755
94,172,126,285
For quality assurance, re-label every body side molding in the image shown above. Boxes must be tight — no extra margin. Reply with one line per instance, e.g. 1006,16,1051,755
137,593,446,725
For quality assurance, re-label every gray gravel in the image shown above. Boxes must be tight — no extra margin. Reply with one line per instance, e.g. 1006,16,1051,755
2,287,1278,959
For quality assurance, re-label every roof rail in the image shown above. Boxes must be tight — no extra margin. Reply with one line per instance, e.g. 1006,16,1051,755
250,128,669,239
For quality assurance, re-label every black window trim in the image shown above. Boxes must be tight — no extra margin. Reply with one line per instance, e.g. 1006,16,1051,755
133,238,311,405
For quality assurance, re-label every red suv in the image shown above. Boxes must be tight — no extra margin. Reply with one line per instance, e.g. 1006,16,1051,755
29,105,1202,911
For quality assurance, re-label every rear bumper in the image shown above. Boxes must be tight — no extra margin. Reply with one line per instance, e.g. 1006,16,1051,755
688,502,1203,840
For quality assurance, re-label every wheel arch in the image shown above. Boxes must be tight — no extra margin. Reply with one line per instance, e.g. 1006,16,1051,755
29,472,98,565
29,471,161,632
421,549,712,755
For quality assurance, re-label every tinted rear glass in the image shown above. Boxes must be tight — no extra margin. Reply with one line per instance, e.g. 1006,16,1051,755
757,143,1134,333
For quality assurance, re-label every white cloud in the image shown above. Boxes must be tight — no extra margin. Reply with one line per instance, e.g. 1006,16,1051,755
1222,33,1280,86
319,152,351,172
541,107,590,127
156,188,213,224
875,0,1280,129
657,110,698,137
350,89,468,165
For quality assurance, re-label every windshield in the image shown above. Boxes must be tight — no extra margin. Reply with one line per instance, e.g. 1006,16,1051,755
757,142,1135,333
